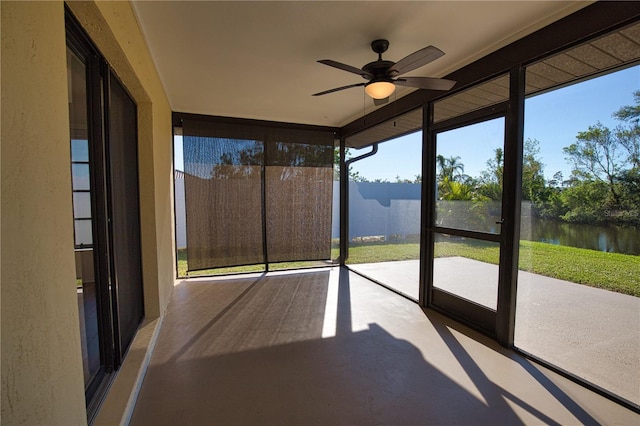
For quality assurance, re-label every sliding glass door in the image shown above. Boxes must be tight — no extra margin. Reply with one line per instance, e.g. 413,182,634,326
67,9,144,417
106,73,145,364
67,43,110,405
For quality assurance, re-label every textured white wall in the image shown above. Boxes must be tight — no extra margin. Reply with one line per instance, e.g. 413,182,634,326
1,2,87,424
1,1,176,422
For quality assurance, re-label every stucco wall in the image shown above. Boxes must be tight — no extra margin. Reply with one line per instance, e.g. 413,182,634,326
1,1,174,423
1,2,88,424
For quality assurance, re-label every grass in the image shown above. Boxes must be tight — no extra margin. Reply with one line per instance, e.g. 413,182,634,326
517,240,639,297
177,248,340,277
434,239,501,264
433,239,640,297
346,242,420,264
350,238,639,297
177,241,639,297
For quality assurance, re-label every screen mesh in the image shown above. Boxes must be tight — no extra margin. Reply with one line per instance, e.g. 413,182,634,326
108,73,144,356
182,119,334,271
266,142,334,262
183,135,264,270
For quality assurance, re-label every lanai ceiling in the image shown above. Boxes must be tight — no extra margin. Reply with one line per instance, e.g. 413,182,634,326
131,1,591,128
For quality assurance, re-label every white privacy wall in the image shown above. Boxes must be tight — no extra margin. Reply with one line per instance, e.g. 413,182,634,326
174,176,422,247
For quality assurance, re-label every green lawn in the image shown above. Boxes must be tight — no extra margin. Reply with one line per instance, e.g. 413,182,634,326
517,240,639,297
346,242,420,264
178,241,639,297
177,248,340,277
349,239,639,297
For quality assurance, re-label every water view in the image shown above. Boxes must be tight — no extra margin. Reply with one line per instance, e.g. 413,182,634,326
522,217,640,256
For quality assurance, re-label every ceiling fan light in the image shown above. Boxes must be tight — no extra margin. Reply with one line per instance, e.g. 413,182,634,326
365,81,395,99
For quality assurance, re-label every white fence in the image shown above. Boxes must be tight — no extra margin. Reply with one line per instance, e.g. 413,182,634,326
174,173,422,248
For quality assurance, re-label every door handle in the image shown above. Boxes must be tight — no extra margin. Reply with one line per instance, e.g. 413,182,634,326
495,219,504,225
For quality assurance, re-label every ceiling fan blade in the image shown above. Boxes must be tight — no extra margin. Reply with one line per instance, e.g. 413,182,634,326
318,60,372,79
373,97,389,106
388,46,445,77
395,76,456,91
312,82,366,96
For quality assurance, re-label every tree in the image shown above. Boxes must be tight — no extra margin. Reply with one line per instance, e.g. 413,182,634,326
548,171,564,188
613,92,640,170
613,90,640,122
436,155,465,182
210,141,334,180
439,177,473,200
477,148,503,186
560,181,610,224
612,94,639,221
563,122,623,205
522,139,547,202
333,147,342,180
476,148,503,200
394,174,421,184
348,170,369,182
436,155,467,199
557,92,640,225
617,124,640,170
210,142,263,179
335,147,371,181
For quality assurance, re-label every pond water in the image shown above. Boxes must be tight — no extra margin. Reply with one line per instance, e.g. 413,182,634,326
520,217,640,256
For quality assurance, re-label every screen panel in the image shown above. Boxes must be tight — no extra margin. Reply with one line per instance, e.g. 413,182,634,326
108,73,144,357
183,134,264,270
266,142,333,263
182,118,335,271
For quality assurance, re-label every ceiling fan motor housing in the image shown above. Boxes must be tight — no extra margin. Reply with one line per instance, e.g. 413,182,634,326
365,39,394,82
362,60,395,82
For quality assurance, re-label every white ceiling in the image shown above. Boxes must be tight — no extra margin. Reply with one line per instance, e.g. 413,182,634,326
131,1,590,128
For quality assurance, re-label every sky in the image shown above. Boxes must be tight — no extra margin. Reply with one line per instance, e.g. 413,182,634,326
175,64,639,182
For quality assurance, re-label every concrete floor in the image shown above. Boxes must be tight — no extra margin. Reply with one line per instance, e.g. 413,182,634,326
130,267,638,425
350,258,640,406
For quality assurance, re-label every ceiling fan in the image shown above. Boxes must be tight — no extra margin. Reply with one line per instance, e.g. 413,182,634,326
313,39,456,105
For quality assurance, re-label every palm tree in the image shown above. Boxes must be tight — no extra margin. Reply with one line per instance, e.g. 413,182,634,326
440,177,473,200
436,155,465,182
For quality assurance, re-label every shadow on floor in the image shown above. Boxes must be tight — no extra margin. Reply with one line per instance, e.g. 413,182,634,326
424,309,600,425
130,268,618,425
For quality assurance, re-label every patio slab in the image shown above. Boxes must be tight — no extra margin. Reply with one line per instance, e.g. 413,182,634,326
348,257,640,406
